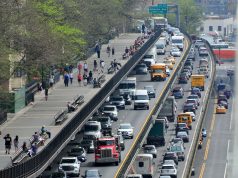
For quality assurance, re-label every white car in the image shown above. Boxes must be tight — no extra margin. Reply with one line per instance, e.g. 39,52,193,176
160,164,177,177
117,123,134,139
102,105,118,121
163,160,177,168
58,157,80,177
170,48,181,57
143,145,157,158
185,112,196,121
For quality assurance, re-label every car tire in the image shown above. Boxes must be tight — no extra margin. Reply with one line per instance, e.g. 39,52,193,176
131,135,134,139
115,161,119,166
134,107,137,110
147,106,149,110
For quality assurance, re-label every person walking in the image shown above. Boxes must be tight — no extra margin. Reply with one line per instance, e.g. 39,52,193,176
83,73,88,86
125,47,129,57
142,24,145,34
100,59,105,73
78,62,83,73
88,71,93,84
69,72,74,84
94,60,98,72
106,45,111,57
95,42,101,58
13,135,19,153
45,87,48,101
112,46,115,56
77,73,82,86
4,134,12,154
83,62,88,74
64,72,69,87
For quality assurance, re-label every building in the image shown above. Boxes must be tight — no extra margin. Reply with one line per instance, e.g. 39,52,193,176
199,16,235,37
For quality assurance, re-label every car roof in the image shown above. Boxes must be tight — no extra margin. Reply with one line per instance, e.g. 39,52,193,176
120,123,131,126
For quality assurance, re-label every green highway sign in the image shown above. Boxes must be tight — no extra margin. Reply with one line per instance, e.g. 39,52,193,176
149,4,168,14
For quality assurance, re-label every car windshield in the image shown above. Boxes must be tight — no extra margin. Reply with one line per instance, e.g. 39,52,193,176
177,132,187,136
162,165,174,169
188,95,198,99
111,97,123,101
156,44,164,49
152,69,164,73
187,100,195,104
61,158,75,164
170,146,182,152
120,124,131,129
184,104,194,109
178,123,187,127
119,83,135,89
172,48,180,52
144,146,154,150
86,170,99,177
172,39,183,43
192,88,200,92
173,88,181,92
135,95,148,100
144,54,154,59
98,117,109,122
98,140,114,146
85,125,99,132
81,140,92,145
103,106,115,111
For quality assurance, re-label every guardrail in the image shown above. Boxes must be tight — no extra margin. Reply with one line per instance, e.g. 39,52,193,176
183,37,216,177
115,33,192,178
0,31,162,178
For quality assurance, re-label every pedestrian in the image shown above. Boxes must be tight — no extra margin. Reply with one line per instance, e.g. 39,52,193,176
13,135,19,153
40,125,51,139
106,45,111,57
77,73,82,86
83,73,88,86
64,72,69,87
112,46,115,56
95,42,101,58
94,60,98,72
142,24,145,34
45,87,48,101
88,71,93,84
22,141,28,152
83,62,88,74
78,62,83,73
100,59,105,73
3,133,12,154
69,72,74,84
125,47,129,57
49,76,54,88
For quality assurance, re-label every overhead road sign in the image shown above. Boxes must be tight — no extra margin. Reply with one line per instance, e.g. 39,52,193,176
149,4,168,14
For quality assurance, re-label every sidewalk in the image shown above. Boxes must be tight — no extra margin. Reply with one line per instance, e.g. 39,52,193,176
0,33,141,169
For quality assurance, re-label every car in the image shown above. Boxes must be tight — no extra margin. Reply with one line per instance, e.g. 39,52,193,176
80,139,95,153
82,169,102,178
170,47,181,57
163,152,178,165
163,60,174,70
68,146,87,162
160,164,177,178
218,100,228,109
202,128,207,138
109,96,125,110
165,55,176,64
93,116,112,135
142,58,156,69
227,69,234,77
218,94,228,103
185,112,196,121
178,74,188,84
50,172,67,178
175,123,189,135
58,157,80,177
187,51,195,61
183,103,196,114
176,131,189,143
199,46,209,56
144,85,156,98
123,94,132,105
170,137,184,146
163,160,177,168
117,133,125,151
102,105,118,121
117,123,134,139
194,40,204,48
187,95,200,106
185,99,198,109
168,144,185,161
184,61,193,70
191,87,201,98
133,63,148,75
166,68,171,77
184,60,193,69
143,145,157,158
172,86,184,99
182,69,191,77
216,105,227,114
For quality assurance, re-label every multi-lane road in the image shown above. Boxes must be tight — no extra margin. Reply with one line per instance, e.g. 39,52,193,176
193,64,235,178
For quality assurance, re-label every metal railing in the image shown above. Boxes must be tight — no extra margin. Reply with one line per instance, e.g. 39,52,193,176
0,31,162,178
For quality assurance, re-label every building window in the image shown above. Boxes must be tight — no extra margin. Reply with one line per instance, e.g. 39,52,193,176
209,26,213,31
200,26,204,32
218,26,222,31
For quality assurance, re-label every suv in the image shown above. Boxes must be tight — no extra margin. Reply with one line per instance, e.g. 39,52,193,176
191,87,201,98
168,143,185,161
143,145,157,158
102,105,118,121
183,103,196,114
109,96,125,110
93,116,112,135
172,87,184,99
187,95,200,105
58,157,80,177
185,99,198,109
175,123,189,135
160,164,177,178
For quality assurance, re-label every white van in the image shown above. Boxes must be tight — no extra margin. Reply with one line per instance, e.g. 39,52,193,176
127,174,143,178
171,36,184,51
134,90,150,110
134,154,154,178
143,46,156,60
118,77,136,97
155,42,166,55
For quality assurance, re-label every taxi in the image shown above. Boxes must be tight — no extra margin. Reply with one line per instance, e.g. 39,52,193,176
165,55,176,64
216,105,226,114
163,60,174,70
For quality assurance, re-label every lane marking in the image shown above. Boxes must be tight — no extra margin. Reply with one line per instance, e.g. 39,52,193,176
224,162,228,178
229,97,234,130
199,163,206,178
204,138,210,160
114,38,190,177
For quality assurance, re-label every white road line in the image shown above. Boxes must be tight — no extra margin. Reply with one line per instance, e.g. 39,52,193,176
227,139,230,161
224,162,228,178
230,97,234,130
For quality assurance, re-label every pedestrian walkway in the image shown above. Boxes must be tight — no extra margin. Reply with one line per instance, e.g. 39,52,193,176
0,33,141,169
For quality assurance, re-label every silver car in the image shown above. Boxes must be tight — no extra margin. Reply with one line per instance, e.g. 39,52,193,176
143,145,157,158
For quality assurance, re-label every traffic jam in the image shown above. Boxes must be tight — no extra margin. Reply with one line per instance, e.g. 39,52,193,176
41,27,212,178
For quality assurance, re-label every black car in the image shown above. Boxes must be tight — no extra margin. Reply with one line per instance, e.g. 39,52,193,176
172,86,184,99
183,103,196,114
182,69,191,77
183,65,193,73
163,152,179,165
109,96,125,110
133,63,148,75
82,169,102,178
184,61,193,69
68,146,87,162
93,116,112,135
176,123,189,135
187,52,195,61
144,85,156,98
179,73,189,84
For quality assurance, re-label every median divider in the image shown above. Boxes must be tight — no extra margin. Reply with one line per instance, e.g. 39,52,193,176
0,31,163,178
114,34,192,178
182,35,216,178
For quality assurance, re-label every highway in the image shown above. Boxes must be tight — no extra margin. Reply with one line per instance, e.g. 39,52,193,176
192,63,234,178
40,36,189,177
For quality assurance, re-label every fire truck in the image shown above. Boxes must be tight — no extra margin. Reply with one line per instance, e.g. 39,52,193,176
95,135,121,166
